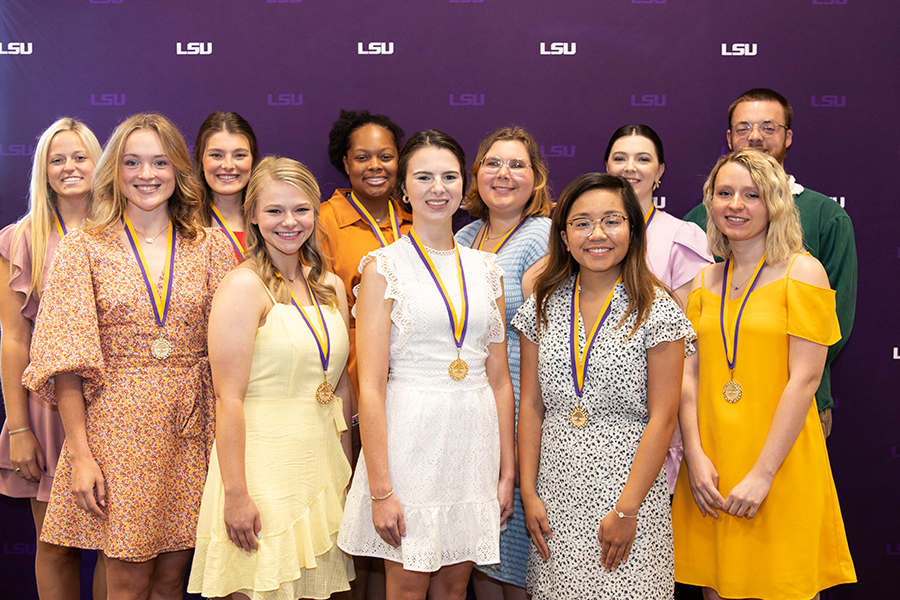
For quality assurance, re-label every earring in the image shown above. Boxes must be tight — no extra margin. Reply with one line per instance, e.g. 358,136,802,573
653,180,661,191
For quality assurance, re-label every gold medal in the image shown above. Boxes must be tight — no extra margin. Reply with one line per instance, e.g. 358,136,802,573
723,379,742,403
449,358,469,381
151,336,172,360
316,379,335,404
569,406,589,429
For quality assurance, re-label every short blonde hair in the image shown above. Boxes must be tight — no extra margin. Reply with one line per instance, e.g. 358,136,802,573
243,156,337,308
462,126,552,221
87,113,202,238
702,148,804,264
11,118,102,299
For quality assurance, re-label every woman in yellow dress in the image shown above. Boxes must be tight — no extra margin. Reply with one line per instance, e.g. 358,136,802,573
671,149,856,599
189,157,354,599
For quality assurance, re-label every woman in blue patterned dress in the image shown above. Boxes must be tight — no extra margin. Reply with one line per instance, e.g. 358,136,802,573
455,126,552,600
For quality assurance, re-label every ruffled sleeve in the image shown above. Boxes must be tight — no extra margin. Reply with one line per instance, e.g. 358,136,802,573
643,290,697,357
786,278,841,346
479,251,505,344
522,217,552,270
22,231,104,403
0,222,40,322
511,294,538,344
669,220,713,291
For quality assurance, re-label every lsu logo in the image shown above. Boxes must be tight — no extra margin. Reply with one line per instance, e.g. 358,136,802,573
652,196,666,209
811,95,846,107
2,543,36,555
176,42,212,55
358,42,394,55
631,94,666,106
267,93,303,106
449,94,484,106
829,196,845,208
893,347,900,360
91,94,125,106
0,42,33,55
721,43,757,56
540,145,575,158
540,42,576,56
0,144,35,156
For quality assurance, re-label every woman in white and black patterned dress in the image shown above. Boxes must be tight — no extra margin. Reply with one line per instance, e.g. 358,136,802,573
513,173,694,599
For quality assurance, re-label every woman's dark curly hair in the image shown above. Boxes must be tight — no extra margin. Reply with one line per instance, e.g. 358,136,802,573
327,109,404,178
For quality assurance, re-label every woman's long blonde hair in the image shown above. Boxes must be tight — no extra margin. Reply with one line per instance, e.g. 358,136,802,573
10,118,102,299
243,156,337,307
702,149,804,264
86,113,202,239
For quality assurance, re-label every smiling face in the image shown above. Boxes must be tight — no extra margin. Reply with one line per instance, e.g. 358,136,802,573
727,100,793,164
254,178,316,261
561,189,630,277
202,131,253,201
47,130,96,202
342,123,399,203
605,134,664,205
402,146,464,226
120,129,176,217
711,161,770,245
475,140,535,219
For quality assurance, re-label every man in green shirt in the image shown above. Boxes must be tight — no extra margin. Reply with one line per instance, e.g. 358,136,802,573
683,88,857,439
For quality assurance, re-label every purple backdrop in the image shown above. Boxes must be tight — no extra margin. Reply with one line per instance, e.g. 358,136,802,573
2,1,898,598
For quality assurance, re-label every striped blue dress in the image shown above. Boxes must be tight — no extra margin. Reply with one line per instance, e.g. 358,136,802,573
456,216,551,587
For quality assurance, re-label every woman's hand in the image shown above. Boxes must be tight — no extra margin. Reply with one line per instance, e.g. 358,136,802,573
597,510,637,572
723,468,773,519
522,491,552,561
224,490,262,552
686,451,725,518
9,430,45,483
69,456,106,518
498,476,515,523
371,493,406,548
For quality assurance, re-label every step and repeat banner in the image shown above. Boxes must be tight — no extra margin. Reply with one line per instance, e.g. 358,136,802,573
1,1,897,597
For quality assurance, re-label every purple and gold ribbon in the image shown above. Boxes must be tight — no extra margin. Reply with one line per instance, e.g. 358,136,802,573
570,273,622,397
719,254,767,371
348,191,401,248
644,205,657,227
123,216,175,328
53,206,68,238
278,271,331,374
475,218,527,254
210,205,245,261
408,229,469,352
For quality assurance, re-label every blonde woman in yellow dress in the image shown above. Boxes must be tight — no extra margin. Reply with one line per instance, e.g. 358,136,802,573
189,156,354,599
671,149,856,599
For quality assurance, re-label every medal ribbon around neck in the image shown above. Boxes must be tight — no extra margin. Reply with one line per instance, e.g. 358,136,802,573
644,205,657,227
348,191,401,248
123,215,175,328
475,218,527,254
408,229,469,353
278,271,331,375
719,254,767,372
210,205,245,260
570,273,622,397
53,206,68,237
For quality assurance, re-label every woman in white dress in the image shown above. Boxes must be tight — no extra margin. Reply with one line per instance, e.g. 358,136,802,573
338,130,516,600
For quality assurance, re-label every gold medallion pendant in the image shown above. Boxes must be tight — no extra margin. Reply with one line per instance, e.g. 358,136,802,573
316,380,335,405
723,380,742,403
569,406,589,429
449,358,469,381
151,337,172,360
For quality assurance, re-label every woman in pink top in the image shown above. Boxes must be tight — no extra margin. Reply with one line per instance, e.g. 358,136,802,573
605,124,713,494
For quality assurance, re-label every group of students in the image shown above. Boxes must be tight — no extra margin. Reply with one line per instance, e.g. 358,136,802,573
0,99,856,600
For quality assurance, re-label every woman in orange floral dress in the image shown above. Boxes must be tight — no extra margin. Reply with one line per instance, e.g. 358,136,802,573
23,113,235,599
